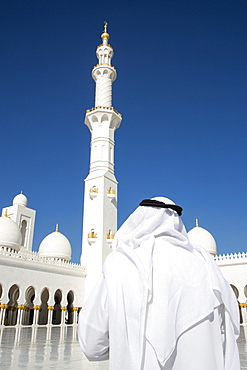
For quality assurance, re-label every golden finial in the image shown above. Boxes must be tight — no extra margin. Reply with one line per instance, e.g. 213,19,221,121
4,208,8,217
101,21,110,41
104,21,108,33
55,224,59,232
196,219,199,227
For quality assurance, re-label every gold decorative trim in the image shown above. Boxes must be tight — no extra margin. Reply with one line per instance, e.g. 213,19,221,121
88,229,97,239
48,306,54,310
33,305,41,311
97,44,114,50
72,307,79,312
90,187,98,193
61,306,67,311
240,303,247,308
86,106,122,117
93,63,115,70
107,188,116,195
106,231,115,240
8,306,17,311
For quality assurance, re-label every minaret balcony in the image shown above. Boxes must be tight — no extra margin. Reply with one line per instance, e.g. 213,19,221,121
92,64,116,78
85,107,122,131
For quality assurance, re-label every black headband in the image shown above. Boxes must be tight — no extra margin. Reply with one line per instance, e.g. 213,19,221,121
139,199,183,216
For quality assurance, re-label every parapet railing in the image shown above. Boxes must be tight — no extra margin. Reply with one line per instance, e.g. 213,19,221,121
215,252,247,262
0,246,86,271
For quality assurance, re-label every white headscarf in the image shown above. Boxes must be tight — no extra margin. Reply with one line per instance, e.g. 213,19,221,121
104,197,239,370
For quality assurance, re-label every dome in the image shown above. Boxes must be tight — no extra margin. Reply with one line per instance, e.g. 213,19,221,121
38,226,72,261
13,192,28,207
101,32,109,40
0,215,21,251
187,219,217,256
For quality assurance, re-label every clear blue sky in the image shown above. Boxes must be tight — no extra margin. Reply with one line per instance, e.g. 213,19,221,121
1,0,247,263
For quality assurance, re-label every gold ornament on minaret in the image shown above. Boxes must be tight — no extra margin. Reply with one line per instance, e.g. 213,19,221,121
101,21,110,40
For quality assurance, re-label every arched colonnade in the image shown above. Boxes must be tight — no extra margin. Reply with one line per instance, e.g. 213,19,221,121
0,283,79,326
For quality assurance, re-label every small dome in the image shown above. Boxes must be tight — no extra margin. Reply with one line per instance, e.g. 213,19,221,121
13,192,28,207
0,215,21,251
101,32,109,40
39,226,72,261
188,219,217,256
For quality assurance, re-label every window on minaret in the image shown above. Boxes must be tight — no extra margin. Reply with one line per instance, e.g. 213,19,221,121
21,220,27,247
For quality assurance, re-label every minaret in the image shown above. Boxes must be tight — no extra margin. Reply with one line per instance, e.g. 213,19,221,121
81,22,122,298
2,192,36,252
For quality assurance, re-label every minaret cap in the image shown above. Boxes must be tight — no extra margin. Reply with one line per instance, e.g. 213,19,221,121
101,21,110,42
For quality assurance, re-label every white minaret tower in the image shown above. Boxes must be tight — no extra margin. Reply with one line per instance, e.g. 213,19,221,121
2,192,36,252
81,22,122,298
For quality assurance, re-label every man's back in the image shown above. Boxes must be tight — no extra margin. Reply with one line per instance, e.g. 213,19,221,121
78,197,240,370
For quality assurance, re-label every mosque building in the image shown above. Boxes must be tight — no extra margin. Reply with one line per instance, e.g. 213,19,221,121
0,23,246,328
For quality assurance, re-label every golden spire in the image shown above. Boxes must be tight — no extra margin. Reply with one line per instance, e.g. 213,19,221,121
55,224,59,232
3,208,8,217
104,21,108,33
196,219,199,227
101,21,110,41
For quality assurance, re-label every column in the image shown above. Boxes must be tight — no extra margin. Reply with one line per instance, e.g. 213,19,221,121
73,307,79,325
61,306,66,325
33,305,41,325
0,304,8,325
47,306,54,325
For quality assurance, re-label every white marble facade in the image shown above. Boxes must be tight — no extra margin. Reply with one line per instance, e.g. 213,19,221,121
0,192,85,327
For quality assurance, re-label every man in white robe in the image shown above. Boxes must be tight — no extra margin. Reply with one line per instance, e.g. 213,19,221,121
78,197,240,370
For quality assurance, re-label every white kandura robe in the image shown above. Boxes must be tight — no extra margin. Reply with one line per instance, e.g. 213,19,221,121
78,241,240,370
78,198,240,370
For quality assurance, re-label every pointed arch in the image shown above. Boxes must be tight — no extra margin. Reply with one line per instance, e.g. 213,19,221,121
101,114,108,123
66,290,74,324
22,286,35,325
38,288,49,325
230,284,242,324
5,284,20,326
20,220,27,247
52,289,62,325
230,284,239,299
92,115,98,123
